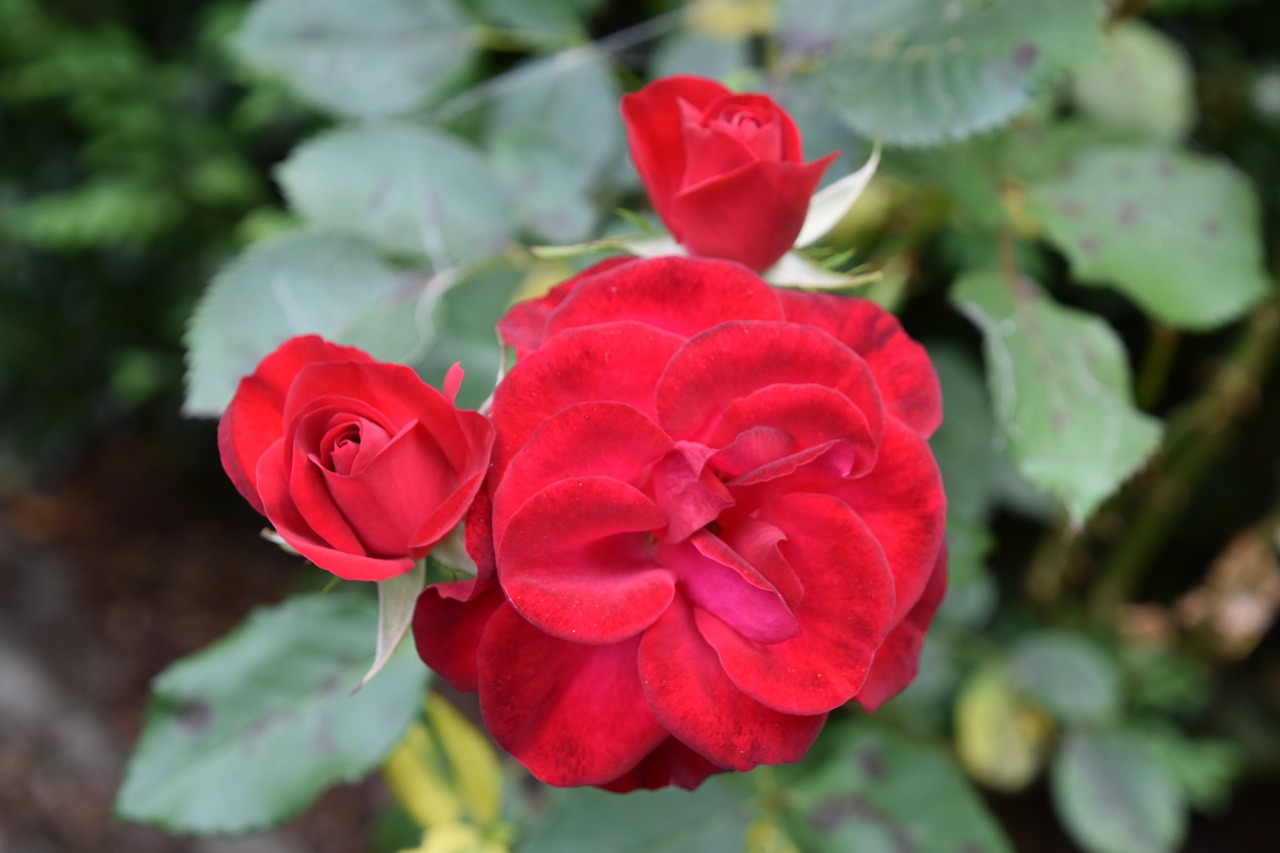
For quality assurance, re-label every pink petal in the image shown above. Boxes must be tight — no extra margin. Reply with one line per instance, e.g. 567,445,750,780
478,603,668,787
498,476,675,645
639,600,826,771
655,322,884,447
696,493,895,715
856,546,948,712
779,290,942,438
669,155,837,271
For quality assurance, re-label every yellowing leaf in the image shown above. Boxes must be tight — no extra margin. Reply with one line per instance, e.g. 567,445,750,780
956,666,1055,792
425,693,504,827
384,722,463,828
687,0,774,39
399,821,509,853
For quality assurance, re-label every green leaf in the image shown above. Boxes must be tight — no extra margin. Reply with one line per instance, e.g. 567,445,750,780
230,0,474,119
184,230,430,417
1051,729,1187,853
812,0,1100,146
939,518,998,628
651,32,750,81
951,270,1163,526
476,0,601,49
518,777,752,853
1009,631,1121,724
790,724,1013,852
359,560,427,690
116,592,428,834
1069,20,1195,140
277,123,512,263
1026,144,1271,329
927,343,1002,523
486,49,623,242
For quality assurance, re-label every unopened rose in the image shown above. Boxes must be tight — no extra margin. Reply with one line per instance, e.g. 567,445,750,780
219,335,493,581
621,75,837,272
414,257,946,791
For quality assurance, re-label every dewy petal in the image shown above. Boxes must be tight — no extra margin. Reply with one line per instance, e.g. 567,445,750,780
621,76,730,232
656,321,884,448
639,600,827,771
218,335,372,512
478,603,668,787
856,547,948,712
599,738,724,793
489,323,685,480
696,493,895,715
492,401,672,548
669,155,836,271
836,417,946,624
779,290,943,438
498,476,675,645
542,256,784,343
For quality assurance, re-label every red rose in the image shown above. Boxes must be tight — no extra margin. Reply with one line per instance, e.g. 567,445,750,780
414,257,947,791
219,335,494,582
621,75,838,272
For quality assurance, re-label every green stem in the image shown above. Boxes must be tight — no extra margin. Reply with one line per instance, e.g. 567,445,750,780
1136,323,1180,411
1091,298,1280,614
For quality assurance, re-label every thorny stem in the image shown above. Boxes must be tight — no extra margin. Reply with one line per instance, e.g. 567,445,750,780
1090,297,1280,615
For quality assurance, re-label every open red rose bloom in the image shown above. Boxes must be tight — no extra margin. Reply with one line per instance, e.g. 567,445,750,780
413,256,947,791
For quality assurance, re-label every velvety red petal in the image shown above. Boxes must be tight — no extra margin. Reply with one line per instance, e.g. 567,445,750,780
836,418,946,624
497,257,636,356
489,323,684,480
599,738,724,793
779,290,942,438
499,476,675,645
655,321,884,448
638,600,826,771
542,256,784,342
669,154,837,271
856,546,948,712
621,76,730,233
696,493,895,715
679,111,763,187
649,443,734,544
492,401,671,547
412,579,503,692
478,603,668,787
285,408,368,555
218,335,371,513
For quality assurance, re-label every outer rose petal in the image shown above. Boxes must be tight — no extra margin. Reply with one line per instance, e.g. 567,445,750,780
413,580,503,692
639,600,826,771
695,493,896,715
218,335,371,512
542,256,784,342
856,547,948,712
599,738,724,793
669,155,837,272
497,257,635,356
489,323,685,480
621,76,731,231
500,477,674,645
779,290,943,437
478,603,668,787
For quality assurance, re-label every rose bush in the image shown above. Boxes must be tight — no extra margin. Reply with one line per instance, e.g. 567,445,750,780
219,335,494,581
621,75,837,272
414,257,947,791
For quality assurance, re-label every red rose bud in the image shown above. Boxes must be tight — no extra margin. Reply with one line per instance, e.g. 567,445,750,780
218,335,494,582
621,75,838,272
414,257,947,791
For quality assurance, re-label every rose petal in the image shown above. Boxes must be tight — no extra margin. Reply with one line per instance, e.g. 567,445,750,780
669,155,837,271
490,323,685,480
696,493,895,715
699,92,804,162
621,76,731,232
599,738,724,793
649,442,734,544
493,401,672,548
497,258,636,356
856,546,948,712
499,476,675,645
639,600,826,771
218,335,372,512
779,290,943,437
413,579,504,692
542,256,784,343
478,603,668,787
656,321,884,448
